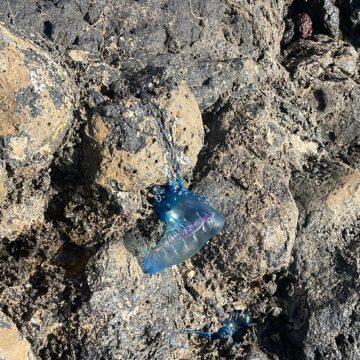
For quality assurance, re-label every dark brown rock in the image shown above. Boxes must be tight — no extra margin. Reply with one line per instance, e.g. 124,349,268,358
294,13,313,39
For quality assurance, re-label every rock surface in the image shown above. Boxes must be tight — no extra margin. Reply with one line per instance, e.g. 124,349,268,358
0,1,359,360
84,80,204,193
0,311,36,360
0,23,74,174
77,239,185,359
0,22,74,239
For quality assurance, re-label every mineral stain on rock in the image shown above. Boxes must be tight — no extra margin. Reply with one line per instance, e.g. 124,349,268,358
294,13,313,39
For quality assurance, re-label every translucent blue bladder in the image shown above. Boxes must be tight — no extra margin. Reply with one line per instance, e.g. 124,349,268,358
143,177,225,274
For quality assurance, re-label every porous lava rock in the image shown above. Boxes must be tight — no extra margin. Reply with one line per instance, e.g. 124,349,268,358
0,23,74,239
0,1,358,359
84,81,204,193
0,23,74,175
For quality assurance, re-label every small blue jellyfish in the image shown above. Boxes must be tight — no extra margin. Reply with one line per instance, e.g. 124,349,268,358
185,310,251,341
169,311,251,348
143,176,225,274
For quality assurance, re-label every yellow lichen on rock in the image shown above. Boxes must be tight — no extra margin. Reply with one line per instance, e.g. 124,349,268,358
0,194,46,239
97,138,167,192
85,97,170,192
0,23,75,239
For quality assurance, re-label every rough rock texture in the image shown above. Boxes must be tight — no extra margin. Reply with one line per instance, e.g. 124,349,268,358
0,311,36,360
77,239,185,359
0,22,74,240
192,86,300,281
0,23,74,174
292,171,360,359
0,1,359,360
84,80,204,193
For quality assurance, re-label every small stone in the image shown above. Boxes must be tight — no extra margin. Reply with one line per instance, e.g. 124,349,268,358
245,345,271,360
321,0,340,38
233,302,246,311
282,17,295,46
268,282,278,295
271,307,282,317
294,13,313,39
52,242,91,275
68,49,89,62
0,164,7,205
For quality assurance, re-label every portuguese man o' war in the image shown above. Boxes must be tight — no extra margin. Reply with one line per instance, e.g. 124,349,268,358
143,176,225,274
169,311,251,348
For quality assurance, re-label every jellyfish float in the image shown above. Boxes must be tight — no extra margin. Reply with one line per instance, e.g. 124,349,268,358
143,176,225,274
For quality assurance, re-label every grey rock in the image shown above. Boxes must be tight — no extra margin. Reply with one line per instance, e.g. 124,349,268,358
311,0,340,38
321,0,340,38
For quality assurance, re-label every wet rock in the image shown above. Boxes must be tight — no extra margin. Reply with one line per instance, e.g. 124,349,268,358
84,81,203,193
0,311,36,360
0,23,74,175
